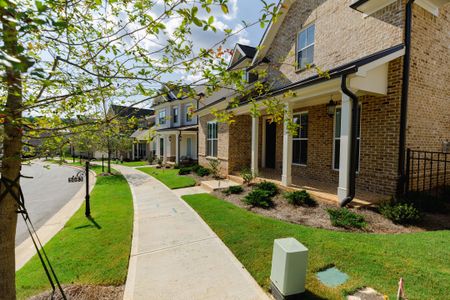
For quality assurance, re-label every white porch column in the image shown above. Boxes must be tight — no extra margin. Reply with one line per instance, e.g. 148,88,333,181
132,143,135,160
281,103,293,186
337,93,353,202
165,135,171,162
175,132,180,165
251,116,259,175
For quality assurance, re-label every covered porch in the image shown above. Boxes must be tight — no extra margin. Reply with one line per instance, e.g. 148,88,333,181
232,46,404,205
156,125,198,165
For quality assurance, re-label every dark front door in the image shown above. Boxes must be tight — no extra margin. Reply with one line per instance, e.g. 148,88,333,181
265,120,276,169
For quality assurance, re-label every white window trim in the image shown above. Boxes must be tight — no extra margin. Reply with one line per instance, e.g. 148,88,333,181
172,107,179,124
185,104,194,123
296,24,315,70
206,121,218,158
332,105,362,172
292,111,308,167
158,109,166,125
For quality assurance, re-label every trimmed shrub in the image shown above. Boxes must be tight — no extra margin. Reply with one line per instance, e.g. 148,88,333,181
191,164,201,173
243,189,274,208
284,190,317,207
196,167,211,177
327,208,367,229
379,202,422,225
254,181,278,197
223,185,244,196
178,167,191,175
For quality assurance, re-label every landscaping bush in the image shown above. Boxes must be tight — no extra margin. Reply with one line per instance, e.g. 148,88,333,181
240,167,255,185
379,202,422,225
254,181,278,197
191,164,201,173
195,166,211,177
223,185,244,196
284,190,317,207
243,189,274,208
327,208,367,229
178,167,191,175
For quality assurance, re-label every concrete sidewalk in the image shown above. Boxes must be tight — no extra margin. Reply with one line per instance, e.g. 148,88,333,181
115,165,269,300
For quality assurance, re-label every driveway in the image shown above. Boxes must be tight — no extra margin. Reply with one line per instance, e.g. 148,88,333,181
16,162,84,246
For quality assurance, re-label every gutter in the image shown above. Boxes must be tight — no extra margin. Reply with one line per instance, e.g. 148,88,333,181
340,74,359,207
397,0,415,195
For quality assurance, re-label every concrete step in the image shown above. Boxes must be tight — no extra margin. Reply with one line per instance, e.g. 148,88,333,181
200,179,240,192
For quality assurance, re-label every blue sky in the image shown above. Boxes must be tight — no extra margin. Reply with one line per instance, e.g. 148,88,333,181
169,0,278,82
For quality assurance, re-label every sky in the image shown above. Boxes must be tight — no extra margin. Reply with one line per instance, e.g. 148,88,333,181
166,0,279,83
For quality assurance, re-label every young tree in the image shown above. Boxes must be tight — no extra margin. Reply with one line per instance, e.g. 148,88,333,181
0,0,282,297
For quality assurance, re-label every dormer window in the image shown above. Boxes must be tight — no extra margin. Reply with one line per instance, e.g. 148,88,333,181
246,70,259,84
297,24,315,70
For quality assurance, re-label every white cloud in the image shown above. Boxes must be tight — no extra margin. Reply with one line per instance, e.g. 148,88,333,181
222,0,239,20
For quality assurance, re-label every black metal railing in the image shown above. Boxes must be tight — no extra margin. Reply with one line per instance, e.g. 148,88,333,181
405,149,450,199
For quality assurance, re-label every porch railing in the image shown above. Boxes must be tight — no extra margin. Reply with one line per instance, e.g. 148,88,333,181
405,148,450,199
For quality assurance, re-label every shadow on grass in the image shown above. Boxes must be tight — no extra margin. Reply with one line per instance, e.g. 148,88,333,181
74,216,102,230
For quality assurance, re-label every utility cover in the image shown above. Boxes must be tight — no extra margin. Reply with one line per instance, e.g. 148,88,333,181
316,267,349,287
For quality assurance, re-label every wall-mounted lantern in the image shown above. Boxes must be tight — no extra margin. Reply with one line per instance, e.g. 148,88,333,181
326,98,337,118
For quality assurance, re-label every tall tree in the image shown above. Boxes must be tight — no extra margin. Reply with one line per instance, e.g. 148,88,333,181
0,0,281,297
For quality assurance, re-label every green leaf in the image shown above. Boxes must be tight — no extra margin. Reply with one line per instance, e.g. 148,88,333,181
192,17,202,27
221,4,229,14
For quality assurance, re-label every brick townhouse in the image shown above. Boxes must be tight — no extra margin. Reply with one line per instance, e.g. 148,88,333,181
196,0,450,205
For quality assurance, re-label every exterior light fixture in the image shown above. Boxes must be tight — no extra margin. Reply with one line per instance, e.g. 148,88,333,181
326,98,337,118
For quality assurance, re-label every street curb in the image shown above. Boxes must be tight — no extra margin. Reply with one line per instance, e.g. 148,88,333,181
15,164,96,271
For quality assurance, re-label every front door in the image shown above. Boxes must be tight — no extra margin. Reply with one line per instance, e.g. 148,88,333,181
159,138,164,157
186,138,192,158
265,120,276,169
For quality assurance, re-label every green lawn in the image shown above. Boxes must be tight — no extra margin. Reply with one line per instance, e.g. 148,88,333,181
16,166,133,299
138,167,196,189
118,161,149,167
183,193,450,300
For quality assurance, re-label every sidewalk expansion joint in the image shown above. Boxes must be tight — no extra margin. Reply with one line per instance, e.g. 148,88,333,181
131,236,217,258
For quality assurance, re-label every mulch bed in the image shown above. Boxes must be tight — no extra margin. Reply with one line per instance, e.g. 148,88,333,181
29,285,124,300
211,185,450,234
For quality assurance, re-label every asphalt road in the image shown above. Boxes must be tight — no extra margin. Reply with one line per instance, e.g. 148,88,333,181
16,162,84,246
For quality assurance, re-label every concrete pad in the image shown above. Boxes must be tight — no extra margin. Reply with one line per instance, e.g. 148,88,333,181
113,165,269,300
347,287,385,300
172,186,210,197
200,179,240,192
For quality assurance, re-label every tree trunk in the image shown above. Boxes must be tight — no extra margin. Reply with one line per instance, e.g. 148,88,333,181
0,3,24,299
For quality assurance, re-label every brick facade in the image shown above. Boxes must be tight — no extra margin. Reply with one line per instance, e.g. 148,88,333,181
406,5,450,151
199,114,252,176
197,0,449,197
266,0,403,89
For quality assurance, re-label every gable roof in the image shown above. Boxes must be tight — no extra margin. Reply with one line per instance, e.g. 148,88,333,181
227,44,257,70
251,0,294,65
110,105,154,119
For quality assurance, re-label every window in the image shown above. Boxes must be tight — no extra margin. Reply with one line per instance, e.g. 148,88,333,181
186,104,193,122
173,107,178,124
292,112,308,165
246,70,259,84
297,24,315,70
158,110,166,125
333,106,361,171
207,122,218,157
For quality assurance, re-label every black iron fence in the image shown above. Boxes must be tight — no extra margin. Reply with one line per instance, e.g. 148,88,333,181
405,149,450,199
